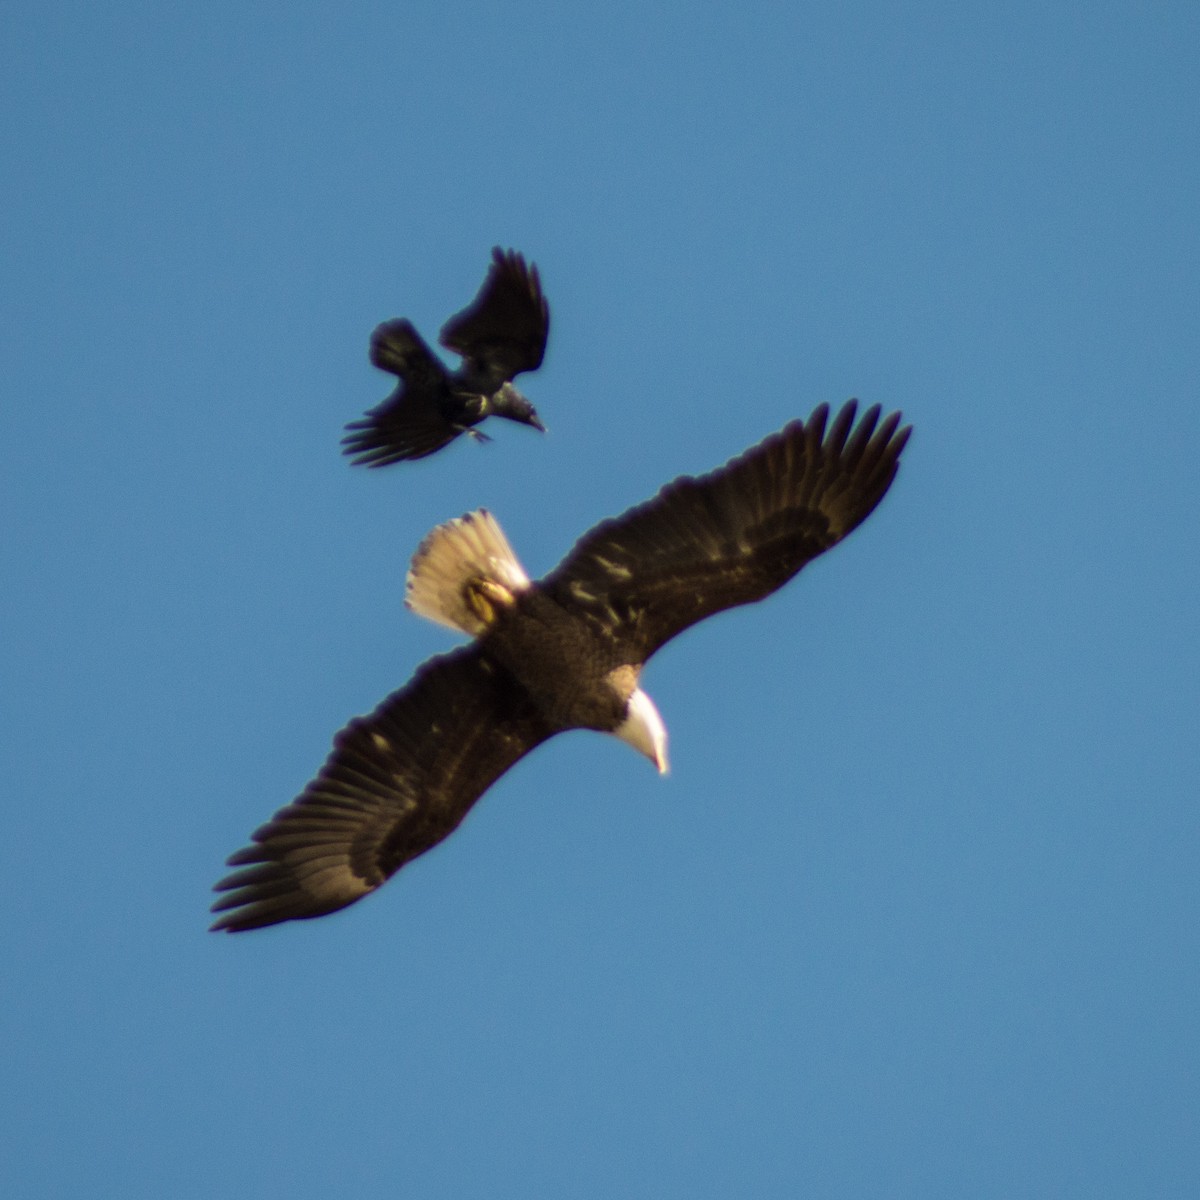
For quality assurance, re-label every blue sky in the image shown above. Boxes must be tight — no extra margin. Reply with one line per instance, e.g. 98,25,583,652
3,1,1198,1195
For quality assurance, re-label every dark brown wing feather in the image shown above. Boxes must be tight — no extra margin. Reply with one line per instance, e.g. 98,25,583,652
341,403,459,465
342,319,458,465
211,647,557,931
439,247,549,388
541,401,911,664
367,318,445,382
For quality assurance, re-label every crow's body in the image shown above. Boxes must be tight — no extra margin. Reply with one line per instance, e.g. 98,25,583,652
214,401,911,931
343,248,549,466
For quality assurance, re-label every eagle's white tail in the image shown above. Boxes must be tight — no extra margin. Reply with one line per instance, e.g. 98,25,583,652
405,509,531,637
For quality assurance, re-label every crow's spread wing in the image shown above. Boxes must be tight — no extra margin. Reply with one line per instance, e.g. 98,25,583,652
440,248,549,388
368,318,445,383
343,319,459,465
542,401,911,663
211,647,557,931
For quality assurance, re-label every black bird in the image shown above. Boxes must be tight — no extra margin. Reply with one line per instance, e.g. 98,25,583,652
343,247,549,466
213,401,911,931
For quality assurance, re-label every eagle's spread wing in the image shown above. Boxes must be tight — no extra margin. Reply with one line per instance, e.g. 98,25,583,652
542,401,910,664
211,647,556,931
342,320,458,465
439,248,549,389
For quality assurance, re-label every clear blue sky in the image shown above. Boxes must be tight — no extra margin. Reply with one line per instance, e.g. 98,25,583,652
3,2,1198,1196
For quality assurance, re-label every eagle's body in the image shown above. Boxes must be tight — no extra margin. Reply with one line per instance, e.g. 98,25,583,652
482,590,634,731
213,401,911,931
343,248,549,466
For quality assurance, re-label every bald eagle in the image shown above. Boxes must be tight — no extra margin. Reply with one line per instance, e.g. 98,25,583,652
213,401,910,931
342,247,549,466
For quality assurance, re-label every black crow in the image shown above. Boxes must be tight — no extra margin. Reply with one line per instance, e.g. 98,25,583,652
213,401,910,930
343,248,549,466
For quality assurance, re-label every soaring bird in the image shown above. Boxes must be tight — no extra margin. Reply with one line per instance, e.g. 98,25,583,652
342,247,549,466
213,401,911,931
